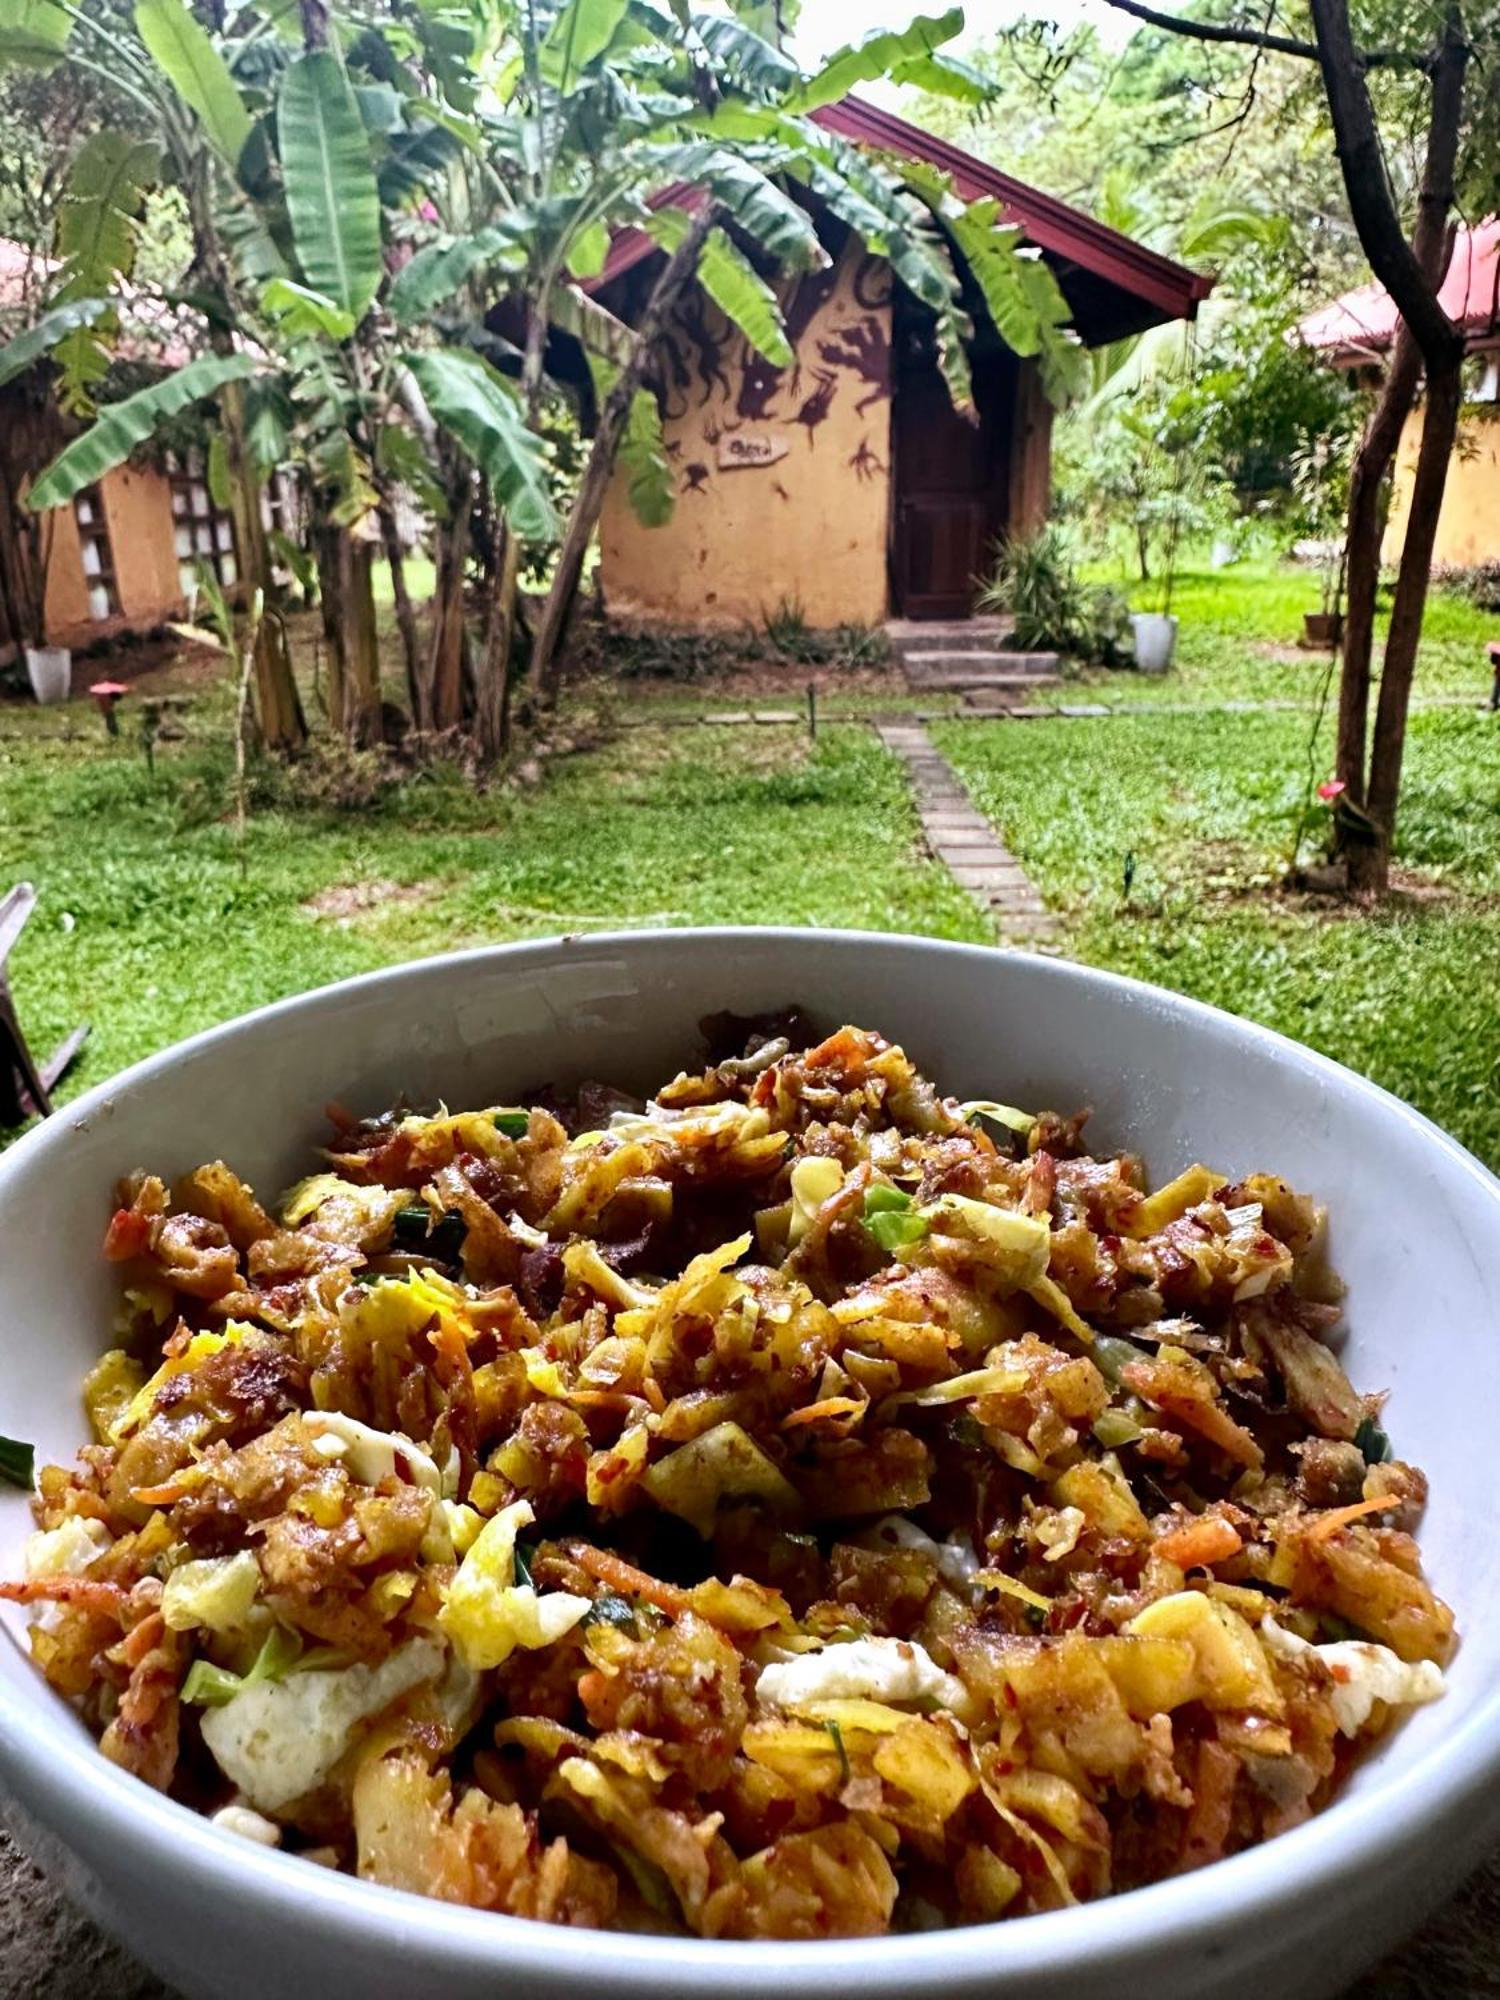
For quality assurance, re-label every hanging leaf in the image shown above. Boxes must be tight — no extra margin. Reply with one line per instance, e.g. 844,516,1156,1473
790,8,964,112
403,348,556,541
890,49,993,105
0,0,69,68
590,352,673,528
567,217,610,281
278,51,382,321
538,0,630,95
28,353,259,512
386,222,528,325
551,283,638,371
647,144,823,273
133,0,253,169
51,131,158,413
0,297,110,390
207,430,233,510
648,208,790,365
690,11,797,97
243,374,293,470
261,276,357,341
378,120,461,206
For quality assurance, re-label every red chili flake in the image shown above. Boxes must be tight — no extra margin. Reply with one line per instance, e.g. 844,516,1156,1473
103,1207,152,1261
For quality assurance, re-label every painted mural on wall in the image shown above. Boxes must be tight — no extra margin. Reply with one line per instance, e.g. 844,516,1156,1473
598,241,896,630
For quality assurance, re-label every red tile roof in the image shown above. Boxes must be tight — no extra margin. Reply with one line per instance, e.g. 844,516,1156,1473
594,94,1211,336
1299,218,1500,361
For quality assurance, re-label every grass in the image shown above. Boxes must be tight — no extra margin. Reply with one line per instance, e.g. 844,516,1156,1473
0,699,984,1137
934,704,1500,1168
1072,558,1499,710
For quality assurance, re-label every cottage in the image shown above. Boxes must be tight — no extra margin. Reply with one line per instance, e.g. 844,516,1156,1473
0,239,247,664
588,99,1210,629
1301,219,1500,571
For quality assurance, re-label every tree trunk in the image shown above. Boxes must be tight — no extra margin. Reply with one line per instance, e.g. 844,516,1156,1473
375,495,427,730
1335,326,1422,808
530,209,715,706
1349,353,1464,891
314,517,347,726
1306,0,1467,889
222,379,306,750
477,518,521,763
428,464,473,731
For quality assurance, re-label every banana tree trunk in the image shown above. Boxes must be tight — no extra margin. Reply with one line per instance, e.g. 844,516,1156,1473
530,209,715,706
428,464,473,732
314,517,347,726
476,518,521,763
222,380,305,750
376,495,428,729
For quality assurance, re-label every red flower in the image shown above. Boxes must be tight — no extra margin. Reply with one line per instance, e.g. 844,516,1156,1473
1316,779,1347,802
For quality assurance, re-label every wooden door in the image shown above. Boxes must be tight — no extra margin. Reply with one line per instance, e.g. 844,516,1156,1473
890,296,1011,619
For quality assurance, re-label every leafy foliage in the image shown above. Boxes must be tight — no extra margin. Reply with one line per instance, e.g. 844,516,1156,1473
404,347,557,540
277,52,383,321
27,351,258,508
132,0,251,167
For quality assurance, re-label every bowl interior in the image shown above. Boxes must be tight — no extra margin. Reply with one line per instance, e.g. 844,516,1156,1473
2,928,1497,1812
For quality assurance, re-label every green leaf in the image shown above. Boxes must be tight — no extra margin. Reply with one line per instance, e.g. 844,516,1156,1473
648,209,790,365
28,352,258,512
404,347,557,541
621,385,673,527
690,11,797,96
133,0,253,169
538,0,630,94
243,375,292,470
0,1435,34,1490
0,297,110,389
791,8,964,112
890,48,993,105
492,1109,529,1136
1354,1416,1392,1465
207,430,232,510
649,145,823,273
0,0,68,68
51,131,158,413
278,51,382,321
551,282,638,371
261,276,357,341
386,223,527,325
567,216,610,281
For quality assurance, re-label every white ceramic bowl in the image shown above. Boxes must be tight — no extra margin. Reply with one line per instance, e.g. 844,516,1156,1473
3,930,1499,2000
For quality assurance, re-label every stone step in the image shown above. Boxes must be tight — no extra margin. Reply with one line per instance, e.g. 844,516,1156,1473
885,615,1014,658
905,662,1062,691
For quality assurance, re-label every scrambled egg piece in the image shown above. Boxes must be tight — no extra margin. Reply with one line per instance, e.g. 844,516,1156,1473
439,1499,590,1670
161,1550,261,1634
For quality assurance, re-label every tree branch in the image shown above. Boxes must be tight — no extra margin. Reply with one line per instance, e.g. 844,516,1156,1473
1308,0,1466,366
1099,0,1435,71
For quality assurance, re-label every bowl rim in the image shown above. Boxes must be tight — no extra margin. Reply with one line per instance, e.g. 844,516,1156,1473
2,924,1498,1988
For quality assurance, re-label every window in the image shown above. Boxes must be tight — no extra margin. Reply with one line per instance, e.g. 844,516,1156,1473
167,450,238,596
73,487,120,622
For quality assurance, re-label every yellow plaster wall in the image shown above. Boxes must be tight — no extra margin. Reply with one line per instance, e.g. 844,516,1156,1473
42,461,183,644
598,242,893,630
1383,408,1500,569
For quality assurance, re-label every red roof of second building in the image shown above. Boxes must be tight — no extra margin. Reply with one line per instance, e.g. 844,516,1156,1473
1300,218,1500,361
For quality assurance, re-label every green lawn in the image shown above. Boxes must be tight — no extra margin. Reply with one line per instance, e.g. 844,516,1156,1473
0,708,983,1137
1073,559,1499,710
934,706,1500,1169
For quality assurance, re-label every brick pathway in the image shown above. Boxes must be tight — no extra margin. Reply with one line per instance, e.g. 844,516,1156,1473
876,721,1057,947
